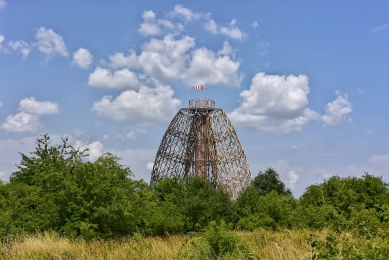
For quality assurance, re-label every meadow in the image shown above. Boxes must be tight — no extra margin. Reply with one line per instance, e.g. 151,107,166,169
1,229,322,260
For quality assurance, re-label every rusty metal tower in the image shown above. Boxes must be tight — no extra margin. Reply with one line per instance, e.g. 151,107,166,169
150,98,251,198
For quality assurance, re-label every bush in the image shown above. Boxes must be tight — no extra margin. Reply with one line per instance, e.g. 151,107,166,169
177,221,253,259
153,176,233,232
235,186,297,230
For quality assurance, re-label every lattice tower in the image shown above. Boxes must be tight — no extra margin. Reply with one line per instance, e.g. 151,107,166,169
151,98,251,198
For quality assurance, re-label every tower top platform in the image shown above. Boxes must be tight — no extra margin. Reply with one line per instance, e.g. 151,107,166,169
189,98,215,109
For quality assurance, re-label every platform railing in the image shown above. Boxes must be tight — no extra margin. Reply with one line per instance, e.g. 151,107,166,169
189,98,215,109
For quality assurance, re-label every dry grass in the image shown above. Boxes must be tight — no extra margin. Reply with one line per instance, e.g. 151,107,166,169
0,229,326,260
238,229,326,259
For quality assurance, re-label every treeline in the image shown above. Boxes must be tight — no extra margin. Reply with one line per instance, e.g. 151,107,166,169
1,134,389,253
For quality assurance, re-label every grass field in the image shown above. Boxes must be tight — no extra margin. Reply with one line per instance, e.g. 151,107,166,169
0,229,325,260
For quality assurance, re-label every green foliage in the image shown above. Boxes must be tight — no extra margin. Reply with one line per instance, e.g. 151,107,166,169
2,132,389,252
309,230,389,259
152,176,233,233
299,173,389,230
300,173,389,213
176,221,253,259
2,134,153,239
235,186,297,230
252,168,292,196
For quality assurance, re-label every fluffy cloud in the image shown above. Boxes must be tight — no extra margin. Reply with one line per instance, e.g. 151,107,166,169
286,170,300,190
220,19,246,40
0,35,9,54
18,97,59,115
140,6,246,41
72,48,93,69
322,91,352,126
170,4,201,21
74,140,103,161
229,73,320,133
91,83,181,126
95,35,241,87
138,34,195,81
0,97,59,133
273,160,302,191
137,34,241,86
108,50,139,69
88,67,139,89
8,40,31,59
139,10,161,36
138,10,183,36
204,19,218,34
251,21,258,28
69,130,104,161
185,47,241,85
204,18,246,40
218,41,232,56
230,73,353,133
0,112,41,133
35,27,68,57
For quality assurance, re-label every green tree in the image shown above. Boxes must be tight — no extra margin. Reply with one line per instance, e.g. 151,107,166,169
6,134,152,238
152,176,233,233
252,168,292,196
235,186,297,230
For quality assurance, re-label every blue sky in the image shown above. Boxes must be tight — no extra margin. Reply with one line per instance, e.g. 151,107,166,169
0,1,388,197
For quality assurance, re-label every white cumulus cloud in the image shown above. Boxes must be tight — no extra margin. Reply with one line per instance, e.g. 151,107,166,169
229,73,320,133
286,170,300,190
204,18,246,40
18,97,59,115
8,40,31,59
0,97,59,133
0,35,10,54
322,91,352,126
88,67,139,89
204,19,218,34
0,112,41,133
230,74,353,133
137,34,241,86
91,83,181,127
72,48,93,69
69,130,104,161
273,160,302,191
138,10,183,36
218,41,233,56
35,27,68,57
139,10,162,36
74,140,104,161
171,4,201,21
220,19,246,40
108,50,139,69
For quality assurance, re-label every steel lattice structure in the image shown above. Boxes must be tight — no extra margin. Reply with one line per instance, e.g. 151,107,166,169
151,98,251,198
